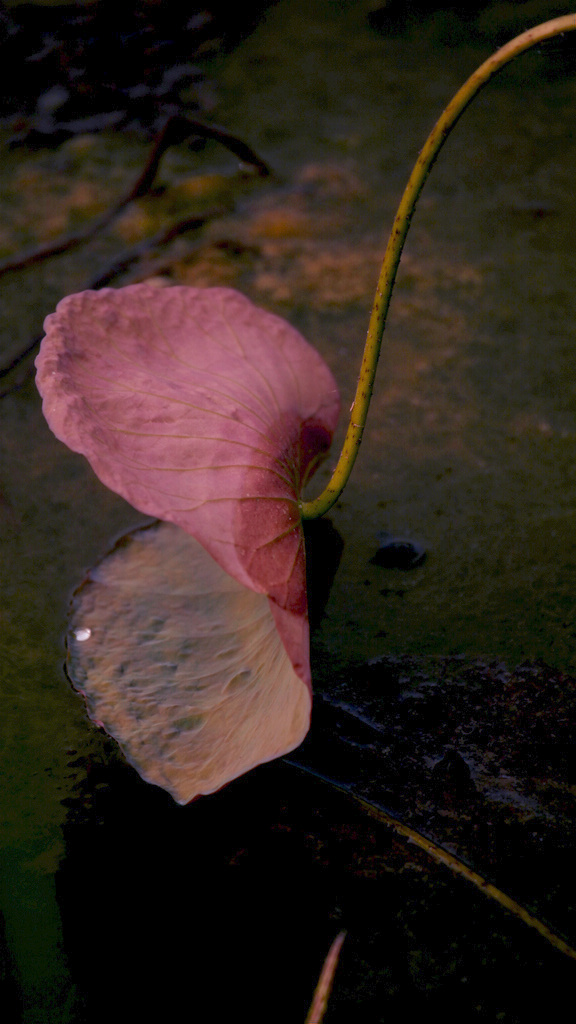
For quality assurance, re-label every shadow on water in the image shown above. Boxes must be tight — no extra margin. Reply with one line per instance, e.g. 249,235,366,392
1,1,576,1020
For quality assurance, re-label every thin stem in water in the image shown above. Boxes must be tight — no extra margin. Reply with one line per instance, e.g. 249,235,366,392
287,758,576,964
301,13,576,519
304,931,346,1024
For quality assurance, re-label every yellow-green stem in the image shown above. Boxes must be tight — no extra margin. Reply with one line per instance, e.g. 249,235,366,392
301,13,576,519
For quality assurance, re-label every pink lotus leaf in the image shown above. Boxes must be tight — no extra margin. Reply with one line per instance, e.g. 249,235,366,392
36,285,340,794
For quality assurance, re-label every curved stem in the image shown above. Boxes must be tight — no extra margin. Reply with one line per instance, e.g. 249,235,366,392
301,13,576,519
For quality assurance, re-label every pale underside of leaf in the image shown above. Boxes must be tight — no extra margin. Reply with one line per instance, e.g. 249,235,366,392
68,522,311,803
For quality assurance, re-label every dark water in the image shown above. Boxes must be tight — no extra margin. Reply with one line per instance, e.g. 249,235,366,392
1,1,576,1020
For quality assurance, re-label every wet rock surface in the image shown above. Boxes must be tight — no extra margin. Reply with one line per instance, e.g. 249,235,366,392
309,656,576,885
55,654,576,1023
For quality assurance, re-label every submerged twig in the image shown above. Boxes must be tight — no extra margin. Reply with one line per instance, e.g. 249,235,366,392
86,208,225,289
287,758,576,963
304,931,346,1024
0,209,226,396
0,335,42,395
0,114,269,279
0,113,270,395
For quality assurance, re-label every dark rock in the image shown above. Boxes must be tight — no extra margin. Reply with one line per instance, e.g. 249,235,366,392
370,531,426,569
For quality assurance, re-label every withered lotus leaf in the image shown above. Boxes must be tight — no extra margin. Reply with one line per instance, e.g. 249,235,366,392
36,285,340,794
69,523,311,802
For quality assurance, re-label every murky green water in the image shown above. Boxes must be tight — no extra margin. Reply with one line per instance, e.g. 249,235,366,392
205,1,576,676
1,1,576,1019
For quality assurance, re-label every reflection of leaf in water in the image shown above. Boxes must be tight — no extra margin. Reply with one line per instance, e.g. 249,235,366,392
68,521,311,803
